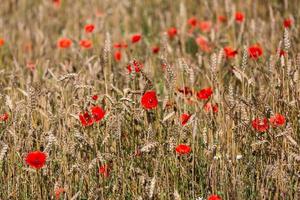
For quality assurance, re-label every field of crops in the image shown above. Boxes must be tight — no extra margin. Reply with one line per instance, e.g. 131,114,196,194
1,0,300,199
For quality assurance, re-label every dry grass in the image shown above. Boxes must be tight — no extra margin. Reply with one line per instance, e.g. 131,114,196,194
1,0,300,199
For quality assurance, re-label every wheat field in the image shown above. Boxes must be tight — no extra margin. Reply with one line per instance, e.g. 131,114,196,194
1,0,300,199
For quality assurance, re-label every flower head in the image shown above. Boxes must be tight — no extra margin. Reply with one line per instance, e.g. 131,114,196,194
224,47,238,59
57,38,72,49
127,60,143,73
252,117,269,132
248,44,263,59
181,113,191,126
25,151,47,169
91,106,105,122
79,112,94,127
141,90,158,110
283,18,292,28
175,144,191,155
114,51,122,62
218,15,227,23
270,113,285,126
196,36,211,52
208,194,222,200
92,95,98,101
0,38,5,47
99,164,110,177
85,24,95,33
188,17,198,27
131,34,142,43
204,103,218,113
167,27,177,39
152,46,160,54
79,39,92,49
0,113,9,122
199,21,212,32
235,12,244,23
197,87,213,100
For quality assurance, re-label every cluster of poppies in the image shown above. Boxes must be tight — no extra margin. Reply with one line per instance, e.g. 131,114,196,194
57,24,95,49
252,113,286,132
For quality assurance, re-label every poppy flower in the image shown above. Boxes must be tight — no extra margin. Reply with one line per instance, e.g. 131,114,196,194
25,151,47,169
57,38,72,49
177,86,193,96
0,113,9,121
197,87,213,100
224,47,238,58
188,17,198,27
248,44,263,59
199,21,212,32
167,27,177,39
127,60,143,73
279,49,286,57
218,15,227,23
53,0,61,7
204,103,218,113
175,144,191,155
79,112,94,127
269,113,285,126
55,188,65,200
235,12,244,23
114,51,122,61
0,38,4,47
152,46,160,54
141,90,158,110
114,42,128,49
91,106,105,122
208,194,222,200
131,34,142,43
92,95,98,101
252,117,269,132
196,36,211,52
283,18,292,28
26,61,36,71
85,24,95,33
79,39,92,49
181,113,191,126
99,164,109,177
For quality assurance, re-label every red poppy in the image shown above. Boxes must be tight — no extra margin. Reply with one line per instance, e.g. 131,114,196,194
224,47,238,58
269,114,285,126
131,34,142,43
177,86,193,96
204,103,218,113
167,27,177,39
181,113,191,126
235,12,244,23
279,49,286,57
55,188,65,200
92,95,98,101
25,151,47,169
141,90,158,110
26,61,36,71
218,15,227,23
196,36,211,52
208,194,222,200
0,113,9,121
99,164,109,177
188,17,198,27
248,44,263,59
283,18,292,28
85,24,95,33
199,21,212,32
252,117,269,132
152,46,160,54
0,38,4,47
79,39,92,49
127,60,143,73
79,112,94,127
53,0,61,7
197,87,213,100
175,144,191,155
57,38,72,49
91,106,105,122
114,42,128,49
114,51,122,62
